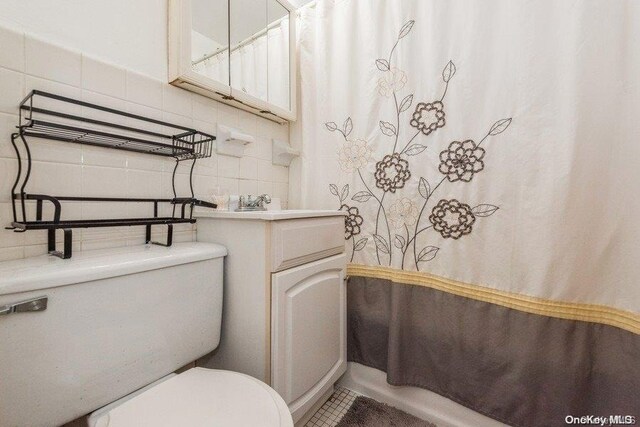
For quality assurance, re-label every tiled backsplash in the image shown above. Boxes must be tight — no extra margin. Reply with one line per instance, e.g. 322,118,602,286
0,25,290,261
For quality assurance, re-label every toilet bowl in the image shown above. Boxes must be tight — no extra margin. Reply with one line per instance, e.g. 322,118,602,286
89,368,293,427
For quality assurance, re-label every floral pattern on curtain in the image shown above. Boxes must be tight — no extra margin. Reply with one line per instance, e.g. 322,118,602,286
325,20,511,270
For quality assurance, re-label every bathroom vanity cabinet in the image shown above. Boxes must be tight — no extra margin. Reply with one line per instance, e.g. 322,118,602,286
195,210,347,424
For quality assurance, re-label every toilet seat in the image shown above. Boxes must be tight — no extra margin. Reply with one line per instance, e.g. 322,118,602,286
91,368,293,427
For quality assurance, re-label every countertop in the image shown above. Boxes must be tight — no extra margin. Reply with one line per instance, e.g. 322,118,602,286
193,208,346,221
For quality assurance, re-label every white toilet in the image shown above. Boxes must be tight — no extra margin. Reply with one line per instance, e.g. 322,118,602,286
88,368,292,427
0,243,293,427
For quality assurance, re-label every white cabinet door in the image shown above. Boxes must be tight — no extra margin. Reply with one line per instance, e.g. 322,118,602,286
271,254,347,421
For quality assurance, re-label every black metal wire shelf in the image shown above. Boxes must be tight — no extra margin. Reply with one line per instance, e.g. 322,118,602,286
6,91,218,259
19,91,215,159
23,120,195,158
11,217,195,230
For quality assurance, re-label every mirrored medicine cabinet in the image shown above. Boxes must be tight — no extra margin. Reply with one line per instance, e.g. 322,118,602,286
168,0,296,123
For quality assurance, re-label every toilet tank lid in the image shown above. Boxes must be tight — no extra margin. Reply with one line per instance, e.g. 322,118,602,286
0,242,227,296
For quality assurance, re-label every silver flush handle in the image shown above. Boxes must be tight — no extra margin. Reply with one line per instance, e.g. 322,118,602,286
0,296,48,316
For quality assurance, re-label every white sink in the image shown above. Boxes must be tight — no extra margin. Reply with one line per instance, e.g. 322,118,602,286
193,208,346,221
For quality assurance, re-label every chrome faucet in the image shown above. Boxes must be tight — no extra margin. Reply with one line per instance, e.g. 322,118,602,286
236,194,271,211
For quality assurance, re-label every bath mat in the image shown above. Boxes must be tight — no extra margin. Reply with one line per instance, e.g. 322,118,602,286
336,396,437,427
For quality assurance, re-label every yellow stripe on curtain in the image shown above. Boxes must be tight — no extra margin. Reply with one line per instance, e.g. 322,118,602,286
347,264,640,335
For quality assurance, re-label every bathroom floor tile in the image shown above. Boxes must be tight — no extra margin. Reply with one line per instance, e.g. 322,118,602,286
304,386,360,427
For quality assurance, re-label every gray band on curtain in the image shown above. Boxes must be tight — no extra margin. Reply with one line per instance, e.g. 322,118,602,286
347,276,640,427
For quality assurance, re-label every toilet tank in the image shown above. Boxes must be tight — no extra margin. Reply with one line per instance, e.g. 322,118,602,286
0,242,227,427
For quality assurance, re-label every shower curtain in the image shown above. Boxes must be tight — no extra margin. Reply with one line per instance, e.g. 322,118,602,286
290,0,640,425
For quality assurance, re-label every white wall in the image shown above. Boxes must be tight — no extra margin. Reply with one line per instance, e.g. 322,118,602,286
0,0,295,81
0,24,290,261
0,0,168,80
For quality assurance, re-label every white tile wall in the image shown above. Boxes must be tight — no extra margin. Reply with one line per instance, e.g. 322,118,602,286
0,26,291,261
125,71,163,109
0,68,25,114
81,55,126,99
0,26,25,72
25,35,82,86
239,157,258,180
